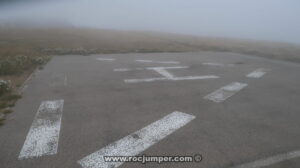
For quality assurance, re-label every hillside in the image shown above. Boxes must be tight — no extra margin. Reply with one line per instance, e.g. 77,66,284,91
1,27,300,62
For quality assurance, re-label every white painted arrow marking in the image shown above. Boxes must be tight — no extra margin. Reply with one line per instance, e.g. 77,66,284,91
204,82,248,103
78,111,195,168
19,100,64,159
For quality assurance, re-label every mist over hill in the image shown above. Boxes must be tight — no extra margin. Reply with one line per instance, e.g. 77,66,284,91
1,0,300,44
1,26,300,63
0,18,73,29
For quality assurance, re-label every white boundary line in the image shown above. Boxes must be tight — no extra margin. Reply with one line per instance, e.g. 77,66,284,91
125,75,219,83
231,150,300,168
64,75,68,86
18,71,36,94
150,67,175,78
18,100,64,159
114,66,189,72
78,111,195,168
136,60,179,64
204,82,248,103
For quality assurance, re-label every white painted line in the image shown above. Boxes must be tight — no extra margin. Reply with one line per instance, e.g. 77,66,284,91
125,77,169,83
231,149,300,168
204,82,248,103
19,100,64,160
96,58,115,61
125,75,219,83
136,60,179,64
64,75,68,86
20,85,28,93
122,66,218,83
78,111,195,168
171,76,219,80
246,68,268,78
114,66,188,72
146,66,188,70
155,61,180,64
151,67,175,78
18,71,36,94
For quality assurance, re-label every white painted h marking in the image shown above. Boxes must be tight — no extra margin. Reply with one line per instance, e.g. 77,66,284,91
122,66,219,83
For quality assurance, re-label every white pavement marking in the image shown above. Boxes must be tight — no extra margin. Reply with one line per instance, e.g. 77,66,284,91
114,66,189,72
151,67,175,78
136,60,179,64
146,66,188,70
19,100,64,160
204,82,248,103
125,75,219,83
246,68,268,78
78,111,195,168
96,58,115,61
64,75,68,86
122,66,218,83
231,149,300,168
18,71,36,94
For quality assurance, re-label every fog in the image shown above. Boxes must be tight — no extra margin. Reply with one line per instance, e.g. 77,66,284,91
1,0,300,44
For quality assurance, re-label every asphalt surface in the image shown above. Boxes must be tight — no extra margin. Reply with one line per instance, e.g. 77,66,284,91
1,51,300,168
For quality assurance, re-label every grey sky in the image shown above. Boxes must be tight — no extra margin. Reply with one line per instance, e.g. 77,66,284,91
1,0,300,44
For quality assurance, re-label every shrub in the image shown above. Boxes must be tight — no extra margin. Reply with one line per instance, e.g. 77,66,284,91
0,80,10,96
0,101,8,109
2,108,13,114
1,94,22,101
0,55,50,75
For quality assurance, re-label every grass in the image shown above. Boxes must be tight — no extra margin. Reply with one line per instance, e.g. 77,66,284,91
0,93,21,126
0,55,50,76
0,84,22,125
0,101,8,109
2,94,22,101
2,108,13,114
